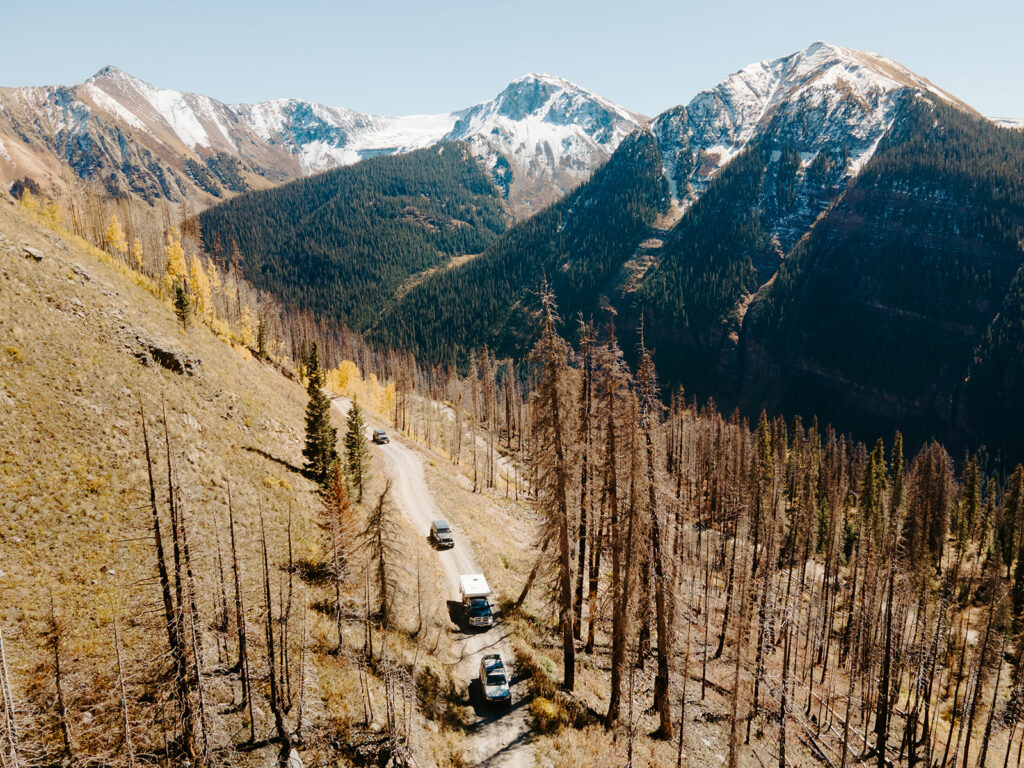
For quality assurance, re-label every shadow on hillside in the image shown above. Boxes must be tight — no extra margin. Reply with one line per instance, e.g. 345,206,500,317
245,446,304,475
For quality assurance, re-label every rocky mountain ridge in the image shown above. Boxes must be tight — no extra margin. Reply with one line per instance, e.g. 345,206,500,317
0,68,643,215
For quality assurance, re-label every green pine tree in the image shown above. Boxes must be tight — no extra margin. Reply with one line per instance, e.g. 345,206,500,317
256,315,267,359
173,281,192,330
344,398,370,502
302,343,338,485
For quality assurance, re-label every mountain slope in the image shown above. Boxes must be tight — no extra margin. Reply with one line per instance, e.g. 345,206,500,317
740,100,1024,452
199,142,510,332
375,42,1024,459
654,42,971,207
0,69,641,214
371,129,668,367
443,73,646,216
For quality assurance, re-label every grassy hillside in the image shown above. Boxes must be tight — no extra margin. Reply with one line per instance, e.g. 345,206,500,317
198,142,510,333
0,199,460,766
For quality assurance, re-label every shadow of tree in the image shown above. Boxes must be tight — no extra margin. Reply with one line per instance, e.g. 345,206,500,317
245,445,304,476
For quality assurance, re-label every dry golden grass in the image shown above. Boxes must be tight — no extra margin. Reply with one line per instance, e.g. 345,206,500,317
0,200,460,766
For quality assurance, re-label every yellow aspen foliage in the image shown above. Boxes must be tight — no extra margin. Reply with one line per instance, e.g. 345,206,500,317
131,238,144,271
41,199,62,228
365,372,384,413
382,381,396,416
163,227,187,292
206,260,222,298
19,190,39,213
239,302,255,346
330,360,361,397
189,254,211,322
105,213,128,255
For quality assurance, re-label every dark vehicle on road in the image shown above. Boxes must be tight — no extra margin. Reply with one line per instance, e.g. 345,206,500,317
372,429,389,444
429,519,455,549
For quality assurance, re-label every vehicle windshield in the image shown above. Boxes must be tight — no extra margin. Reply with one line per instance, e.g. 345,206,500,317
437,526,450,534
486,673,506,686
469,599,490,616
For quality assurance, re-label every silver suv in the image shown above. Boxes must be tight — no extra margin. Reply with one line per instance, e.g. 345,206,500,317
479,654,511,705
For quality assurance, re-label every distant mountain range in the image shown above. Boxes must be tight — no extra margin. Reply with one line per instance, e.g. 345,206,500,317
6,43,1024,460
359,42,1024,460
0,67,643,215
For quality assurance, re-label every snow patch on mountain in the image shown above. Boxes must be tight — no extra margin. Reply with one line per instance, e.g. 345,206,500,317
234,99,458,173
84,66,238,151
233,72,643,213
443,73,643,211
653,41,971,205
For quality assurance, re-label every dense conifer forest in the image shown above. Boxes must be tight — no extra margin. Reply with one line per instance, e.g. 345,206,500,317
197,95,1024,464
744,101,1024,457
198,142,510,332
371,130,669,367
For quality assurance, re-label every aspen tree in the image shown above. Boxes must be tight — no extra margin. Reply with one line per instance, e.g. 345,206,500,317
105,212,128,257
131,237,144,271
163,227,187,294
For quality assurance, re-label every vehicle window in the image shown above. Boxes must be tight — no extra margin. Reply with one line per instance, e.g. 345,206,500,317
486,673,506,686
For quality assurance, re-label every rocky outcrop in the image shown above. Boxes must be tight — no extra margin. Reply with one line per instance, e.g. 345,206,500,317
130,335,201,376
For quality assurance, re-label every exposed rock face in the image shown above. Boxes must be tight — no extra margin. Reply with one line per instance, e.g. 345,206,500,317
1,68,641,215
130,335,201,376
445,73,645,216
652,42,971,207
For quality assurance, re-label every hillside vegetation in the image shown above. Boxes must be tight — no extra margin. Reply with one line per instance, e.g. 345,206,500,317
0,197,461,767
744,100,1024,452
372,130,668,368
199,142,510,333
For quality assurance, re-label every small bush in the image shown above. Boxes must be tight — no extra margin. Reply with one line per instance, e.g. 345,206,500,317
527,692,597,734
529,697,561,734
416,666,471,729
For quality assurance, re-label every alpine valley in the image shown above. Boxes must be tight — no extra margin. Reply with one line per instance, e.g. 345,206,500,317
8,28,1024,768
6,41,1024,461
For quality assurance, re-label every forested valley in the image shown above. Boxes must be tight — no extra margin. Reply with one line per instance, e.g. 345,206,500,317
5,168,1024,768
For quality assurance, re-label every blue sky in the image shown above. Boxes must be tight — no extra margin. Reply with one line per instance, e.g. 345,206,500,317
5,0,1023,118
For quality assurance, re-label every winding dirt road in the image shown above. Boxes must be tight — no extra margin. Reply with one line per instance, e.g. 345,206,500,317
332,399,532,767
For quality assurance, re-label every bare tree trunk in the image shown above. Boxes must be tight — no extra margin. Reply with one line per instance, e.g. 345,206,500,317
515,534,552,610
977,629,1008,768
0,628,22,768
260,514,292,753
49,595,73,766
779,621,792,768
140,403,197,760
113,618,135,768
875,566,895,768
727,530,751,768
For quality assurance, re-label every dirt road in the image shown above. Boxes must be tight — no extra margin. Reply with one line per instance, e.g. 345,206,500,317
332,399,532,767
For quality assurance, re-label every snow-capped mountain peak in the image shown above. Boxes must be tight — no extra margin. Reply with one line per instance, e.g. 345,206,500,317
441,73,645,214
83,65,242,153
232,72,645,216
653,41,975,205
